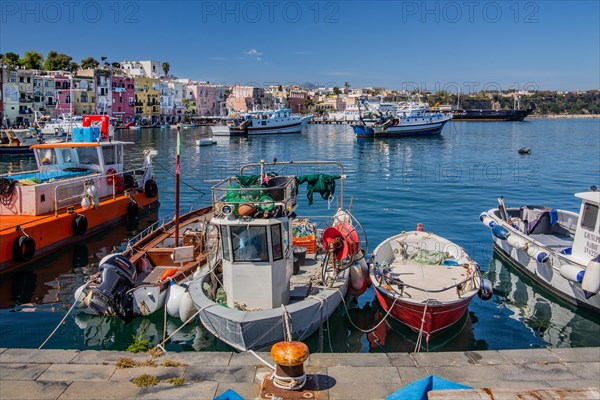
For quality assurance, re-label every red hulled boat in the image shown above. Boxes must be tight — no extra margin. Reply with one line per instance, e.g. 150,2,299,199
370,231,490,343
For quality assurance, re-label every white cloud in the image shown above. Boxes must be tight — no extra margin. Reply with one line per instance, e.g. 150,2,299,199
244,49,263,56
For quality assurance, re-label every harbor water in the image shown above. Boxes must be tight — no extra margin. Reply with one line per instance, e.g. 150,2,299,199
1,119,599,352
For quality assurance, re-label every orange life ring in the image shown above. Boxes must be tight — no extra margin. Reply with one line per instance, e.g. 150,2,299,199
106,168,118,185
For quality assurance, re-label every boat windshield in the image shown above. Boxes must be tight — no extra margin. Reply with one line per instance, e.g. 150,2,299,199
231,225,269,262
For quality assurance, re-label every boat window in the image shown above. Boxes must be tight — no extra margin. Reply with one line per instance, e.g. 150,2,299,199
231,226,269,262
61,148,73,163
37,148,57,165
581,203,599,231
221,225,231,261
102,146,116,165
271,224,283,261
76,147,100,165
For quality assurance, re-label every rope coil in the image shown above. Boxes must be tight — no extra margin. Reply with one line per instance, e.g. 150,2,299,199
272,372,307,390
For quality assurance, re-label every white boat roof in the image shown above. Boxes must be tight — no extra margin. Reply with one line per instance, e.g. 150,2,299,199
575,191,600,204
31,141,134,149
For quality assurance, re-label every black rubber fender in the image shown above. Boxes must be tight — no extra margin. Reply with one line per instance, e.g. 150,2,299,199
72,214,88,236
144,179,158,198
127,202,139,222
12,235,36,262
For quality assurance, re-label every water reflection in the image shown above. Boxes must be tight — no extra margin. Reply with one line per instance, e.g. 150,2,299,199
486,254,600,348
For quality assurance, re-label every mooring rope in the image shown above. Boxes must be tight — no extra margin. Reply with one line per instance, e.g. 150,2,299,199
414,299,430,353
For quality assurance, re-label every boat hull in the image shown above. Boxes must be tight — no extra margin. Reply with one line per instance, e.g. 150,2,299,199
452,109,533,121
353,120,450,139
0,146,33,155
0,191,158,273
373,286,475,336
188,269,349,351
487,211,600,314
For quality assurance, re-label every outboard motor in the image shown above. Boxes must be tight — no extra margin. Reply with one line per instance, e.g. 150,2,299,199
478,278,493,300
87,254,136,319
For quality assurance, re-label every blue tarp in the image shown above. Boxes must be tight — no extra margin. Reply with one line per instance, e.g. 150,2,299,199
213,389,245,400
385,375,473,400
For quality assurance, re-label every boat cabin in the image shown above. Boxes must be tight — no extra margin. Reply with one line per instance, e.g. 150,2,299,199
210,174,298,310
572,192,600,263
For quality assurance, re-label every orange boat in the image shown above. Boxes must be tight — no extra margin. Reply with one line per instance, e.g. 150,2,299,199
0,115,159,273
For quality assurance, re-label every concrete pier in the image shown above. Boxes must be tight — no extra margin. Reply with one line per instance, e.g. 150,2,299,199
0,347,598,399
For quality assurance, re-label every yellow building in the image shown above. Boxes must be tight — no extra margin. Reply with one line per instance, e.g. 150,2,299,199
73,77,96,116
134,77,160,122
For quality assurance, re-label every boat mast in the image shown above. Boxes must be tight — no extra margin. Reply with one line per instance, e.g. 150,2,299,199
175,126,181,245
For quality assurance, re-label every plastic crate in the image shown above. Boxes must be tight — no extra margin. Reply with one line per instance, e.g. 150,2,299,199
292,235,317,254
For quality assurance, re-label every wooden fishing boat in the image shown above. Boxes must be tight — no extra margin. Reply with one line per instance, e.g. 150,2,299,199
370,231,490,343
76,207,213,319
187,160,369,351
0,115,159,272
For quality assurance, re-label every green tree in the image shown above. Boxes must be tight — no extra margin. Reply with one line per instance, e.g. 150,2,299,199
43,51,73,71
344,81,350,93
101,56,108,67
81,57,100,69
68,62,80,73
333,86,341,95
162,62,170,77
111,62,121,69
2,52,20,68
19,50,44,70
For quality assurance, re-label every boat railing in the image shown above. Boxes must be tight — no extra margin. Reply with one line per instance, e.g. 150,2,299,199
52,167,150,216
126,212,176,247
211,175,297,217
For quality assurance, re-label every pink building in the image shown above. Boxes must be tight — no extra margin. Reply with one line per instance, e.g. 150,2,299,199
54,75,72,117
288,90,309,114
225,86,257,113
112,75,135,122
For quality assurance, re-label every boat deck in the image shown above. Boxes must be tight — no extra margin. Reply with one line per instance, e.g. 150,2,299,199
387,260,472,303
289,255,344,302
529,233,573,252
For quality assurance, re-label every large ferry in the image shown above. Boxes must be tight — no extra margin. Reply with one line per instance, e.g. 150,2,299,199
211,108,312,136
0,115,159,272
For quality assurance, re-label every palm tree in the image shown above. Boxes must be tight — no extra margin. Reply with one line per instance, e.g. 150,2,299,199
344,81,350,93
162,62,170,78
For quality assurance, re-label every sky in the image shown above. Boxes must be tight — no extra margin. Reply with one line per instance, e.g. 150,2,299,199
1,0,599,92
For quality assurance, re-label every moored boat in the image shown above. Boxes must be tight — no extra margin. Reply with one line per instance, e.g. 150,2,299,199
187,160,368,351
452,108,534,121
212,109,312,136
352,100,452,138
369,230,489,342
0,115,159,272
196,138,217,146
480,192,600,313
0,129,43,155
75,207,213,319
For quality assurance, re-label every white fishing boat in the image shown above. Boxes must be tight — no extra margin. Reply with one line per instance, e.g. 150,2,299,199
211,109,312,136
187,160,368,351
196,138,217,146
34,112,83,136
480,192,600,313
352,100,452,138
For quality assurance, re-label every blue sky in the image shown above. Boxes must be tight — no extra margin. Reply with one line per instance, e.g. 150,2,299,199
1,1,598,91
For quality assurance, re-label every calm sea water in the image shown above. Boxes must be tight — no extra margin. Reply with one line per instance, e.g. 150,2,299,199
1,119,599,352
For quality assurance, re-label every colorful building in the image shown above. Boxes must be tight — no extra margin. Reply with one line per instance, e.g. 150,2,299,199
288,90,309,114
72,76,95,116
111,75,135,123
33,75,55,116
134,76,160,122
2,69,20,127
225,86,273,113
193,83,226,116
120,60,161,79
54,75,72,117
17,70,34,124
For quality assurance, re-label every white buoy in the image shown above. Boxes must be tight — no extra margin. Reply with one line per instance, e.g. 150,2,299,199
349,263,365,292
526,244,549,263
507,234,528,250
74,284,87,303
179,288,196,323
81,196,90,210
582,256,600,294
559,264,586,284
166,282,185,318
480,213,495,228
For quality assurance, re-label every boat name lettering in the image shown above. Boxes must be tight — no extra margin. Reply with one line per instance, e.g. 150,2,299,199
584,231,599,257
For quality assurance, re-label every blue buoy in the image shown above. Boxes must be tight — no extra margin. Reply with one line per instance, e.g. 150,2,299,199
492,225,510,240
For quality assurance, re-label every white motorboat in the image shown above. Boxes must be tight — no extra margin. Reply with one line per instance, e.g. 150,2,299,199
480,192,600,313
187,160,368,351
34,112,83,136
211,109,312,136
